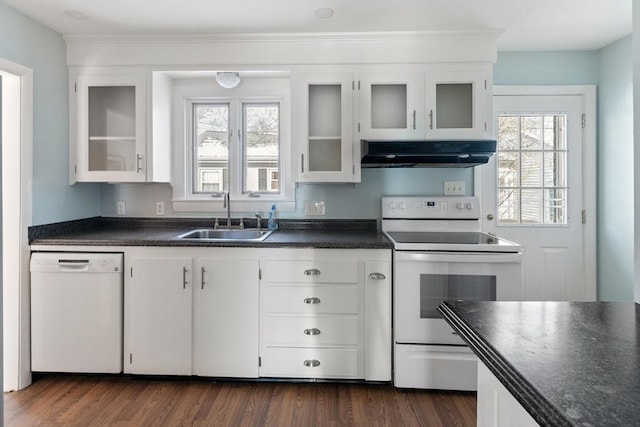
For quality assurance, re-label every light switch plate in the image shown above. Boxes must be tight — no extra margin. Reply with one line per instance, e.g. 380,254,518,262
156,202,165,215
444,181,465,196
304,200,326,216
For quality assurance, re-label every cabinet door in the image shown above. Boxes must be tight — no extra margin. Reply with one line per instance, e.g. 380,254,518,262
76,74,147,182
358,72,425,140
296,73,358,183
128,257,192,375
425,71,488,139
364,261,392,381
193,258,260,378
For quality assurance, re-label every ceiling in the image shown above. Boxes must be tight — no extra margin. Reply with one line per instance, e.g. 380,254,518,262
3,0,632,51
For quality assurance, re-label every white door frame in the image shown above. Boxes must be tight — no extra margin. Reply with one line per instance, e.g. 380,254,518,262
475,85,597,300
1,57,34,391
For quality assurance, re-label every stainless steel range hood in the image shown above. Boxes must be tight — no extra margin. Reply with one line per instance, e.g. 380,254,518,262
361,139,496,168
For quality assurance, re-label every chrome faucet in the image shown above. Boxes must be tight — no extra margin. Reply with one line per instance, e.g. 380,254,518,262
255,213,262,231
223,191,231,228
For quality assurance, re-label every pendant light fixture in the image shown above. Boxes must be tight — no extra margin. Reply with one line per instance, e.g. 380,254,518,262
215,72,241,89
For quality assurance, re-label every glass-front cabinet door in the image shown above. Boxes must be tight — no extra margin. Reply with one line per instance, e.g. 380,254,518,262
424,70,488,139
75,74,147,182
296,73,359,183
358,72,425,140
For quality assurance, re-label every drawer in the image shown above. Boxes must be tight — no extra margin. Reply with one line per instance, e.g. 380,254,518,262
262,285,358,314
394,344,477,391
262,260,358,284
260,347,360,379
262,316,359,346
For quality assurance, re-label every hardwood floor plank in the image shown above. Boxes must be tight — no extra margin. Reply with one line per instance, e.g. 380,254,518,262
4,375,476,426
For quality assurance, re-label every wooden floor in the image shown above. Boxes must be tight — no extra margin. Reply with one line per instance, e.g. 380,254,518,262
4,375,476,426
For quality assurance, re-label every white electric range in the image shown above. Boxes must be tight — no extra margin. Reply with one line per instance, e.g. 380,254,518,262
382,196,523,390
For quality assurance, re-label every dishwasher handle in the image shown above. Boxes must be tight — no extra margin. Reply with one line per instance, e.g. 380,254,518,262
57,260,91,272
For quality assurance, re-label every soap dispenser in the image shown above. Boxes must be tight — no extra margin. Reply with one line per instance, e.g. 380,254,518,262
267,203,278,230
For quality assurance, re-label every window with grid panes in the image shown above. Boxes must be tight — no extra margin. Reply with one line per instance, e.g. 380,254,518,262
496,114,568,225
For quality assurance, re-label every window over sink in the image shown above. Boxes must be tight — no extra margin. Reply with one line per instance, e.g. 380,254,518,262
170,74,293,213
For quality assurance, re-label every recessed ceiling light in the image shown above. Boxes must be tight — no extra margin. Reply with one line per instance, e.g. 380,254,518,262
315,7,334,19
64,10,89,21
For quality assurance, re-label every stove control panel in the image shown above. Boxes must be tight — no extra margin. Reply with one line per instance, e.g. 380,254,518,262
382,196,480,219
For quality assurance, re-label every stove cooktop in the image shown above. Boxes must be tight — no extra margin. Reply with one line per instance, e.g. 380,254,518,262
386,231,499,245
383,230,521,253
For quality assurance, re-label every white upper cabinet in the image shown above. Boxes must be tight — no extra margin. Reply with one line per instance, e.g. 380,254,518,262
425,70,488,139
358,72,425,140
357,68,489,141
75,74,147,182
295,72,359,183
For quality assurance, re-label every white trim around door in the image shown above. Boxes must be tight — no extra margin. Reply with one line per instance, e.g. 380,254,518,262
1,57,34,391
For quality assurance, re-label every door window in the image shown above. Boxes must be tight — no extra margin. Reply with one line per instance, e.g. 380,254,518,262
497,114,568,225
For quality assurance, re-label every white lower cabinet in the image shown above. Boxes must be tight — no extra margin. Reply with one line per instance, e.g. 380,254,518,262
477,362,539,427
124,247,391,381
193,258,259,378
259,249,391,381
127,255,193,375
125,248,261,377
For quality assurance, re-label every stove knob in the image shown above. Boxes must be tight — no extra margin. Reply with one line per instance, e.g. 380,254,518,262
466,202,474,209
389,201,397,209
399,202,406,209
456,202,464,209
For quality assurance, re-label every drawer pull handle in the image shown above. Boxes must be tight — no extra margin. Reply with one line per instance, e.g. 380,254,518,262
304,328,321,336
303,359,321,368
183,267,188,289
304,269,321,276
368,272,386,280
303,297,321,305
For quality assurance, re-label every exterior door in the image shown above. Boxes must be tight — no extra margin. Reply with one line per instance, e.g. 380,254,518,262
482,91,596,301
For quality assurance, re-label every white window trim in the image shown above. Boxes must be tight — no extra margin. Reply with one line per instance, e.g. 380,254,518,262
171,77,294,213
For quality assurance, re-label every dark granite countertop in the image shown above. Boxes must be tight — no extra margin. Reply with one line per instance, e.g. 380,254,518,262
29,217,392,249
438,301,640,427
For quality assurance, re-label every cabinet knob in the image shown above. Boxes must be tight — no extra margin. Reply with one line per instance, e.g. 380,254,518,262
368,272,386,280
303,297,321,305
487,214,495,221
303,359,321,368
304,269,321,276
303,328,321,336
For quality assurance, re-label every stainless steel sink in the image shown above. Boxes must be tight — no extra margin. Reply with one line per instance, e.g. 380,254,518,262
176,228,273,241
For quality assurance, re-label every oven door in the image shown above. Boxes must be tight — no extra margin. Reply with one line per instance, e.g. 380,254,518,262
394,251,522,345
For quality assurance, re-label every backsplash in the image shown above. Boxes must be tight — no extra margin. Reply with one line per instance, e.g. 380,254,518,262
100,168,473,219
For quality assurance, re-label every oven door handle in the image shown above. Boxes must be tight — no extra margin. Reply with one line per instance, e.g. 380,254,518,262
395,251,522,263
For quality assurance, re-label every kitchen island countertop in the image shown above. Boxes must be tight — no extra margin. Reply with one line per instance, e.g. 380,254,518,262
438,300,640,427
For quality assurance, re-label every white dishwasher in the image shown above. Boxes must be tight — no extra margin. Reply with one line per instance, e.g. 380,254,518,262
30,252,123,373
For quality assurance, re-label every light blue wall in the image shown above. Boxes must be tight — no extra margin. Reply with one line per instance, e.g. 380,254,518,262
494,51,598,85
292,168,473,219
596,36,634,301
0,1,101,225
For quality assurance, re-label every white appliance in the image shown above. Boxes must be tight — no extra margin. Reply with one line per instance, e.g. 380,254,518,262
382,196,523,390
30,252,124,373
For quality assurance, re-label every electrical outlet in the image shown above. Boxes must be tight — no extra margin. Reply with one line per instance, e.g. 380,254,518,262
304,200,326,216
444,181,465,196
116,201,126,215
156,202,165,216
